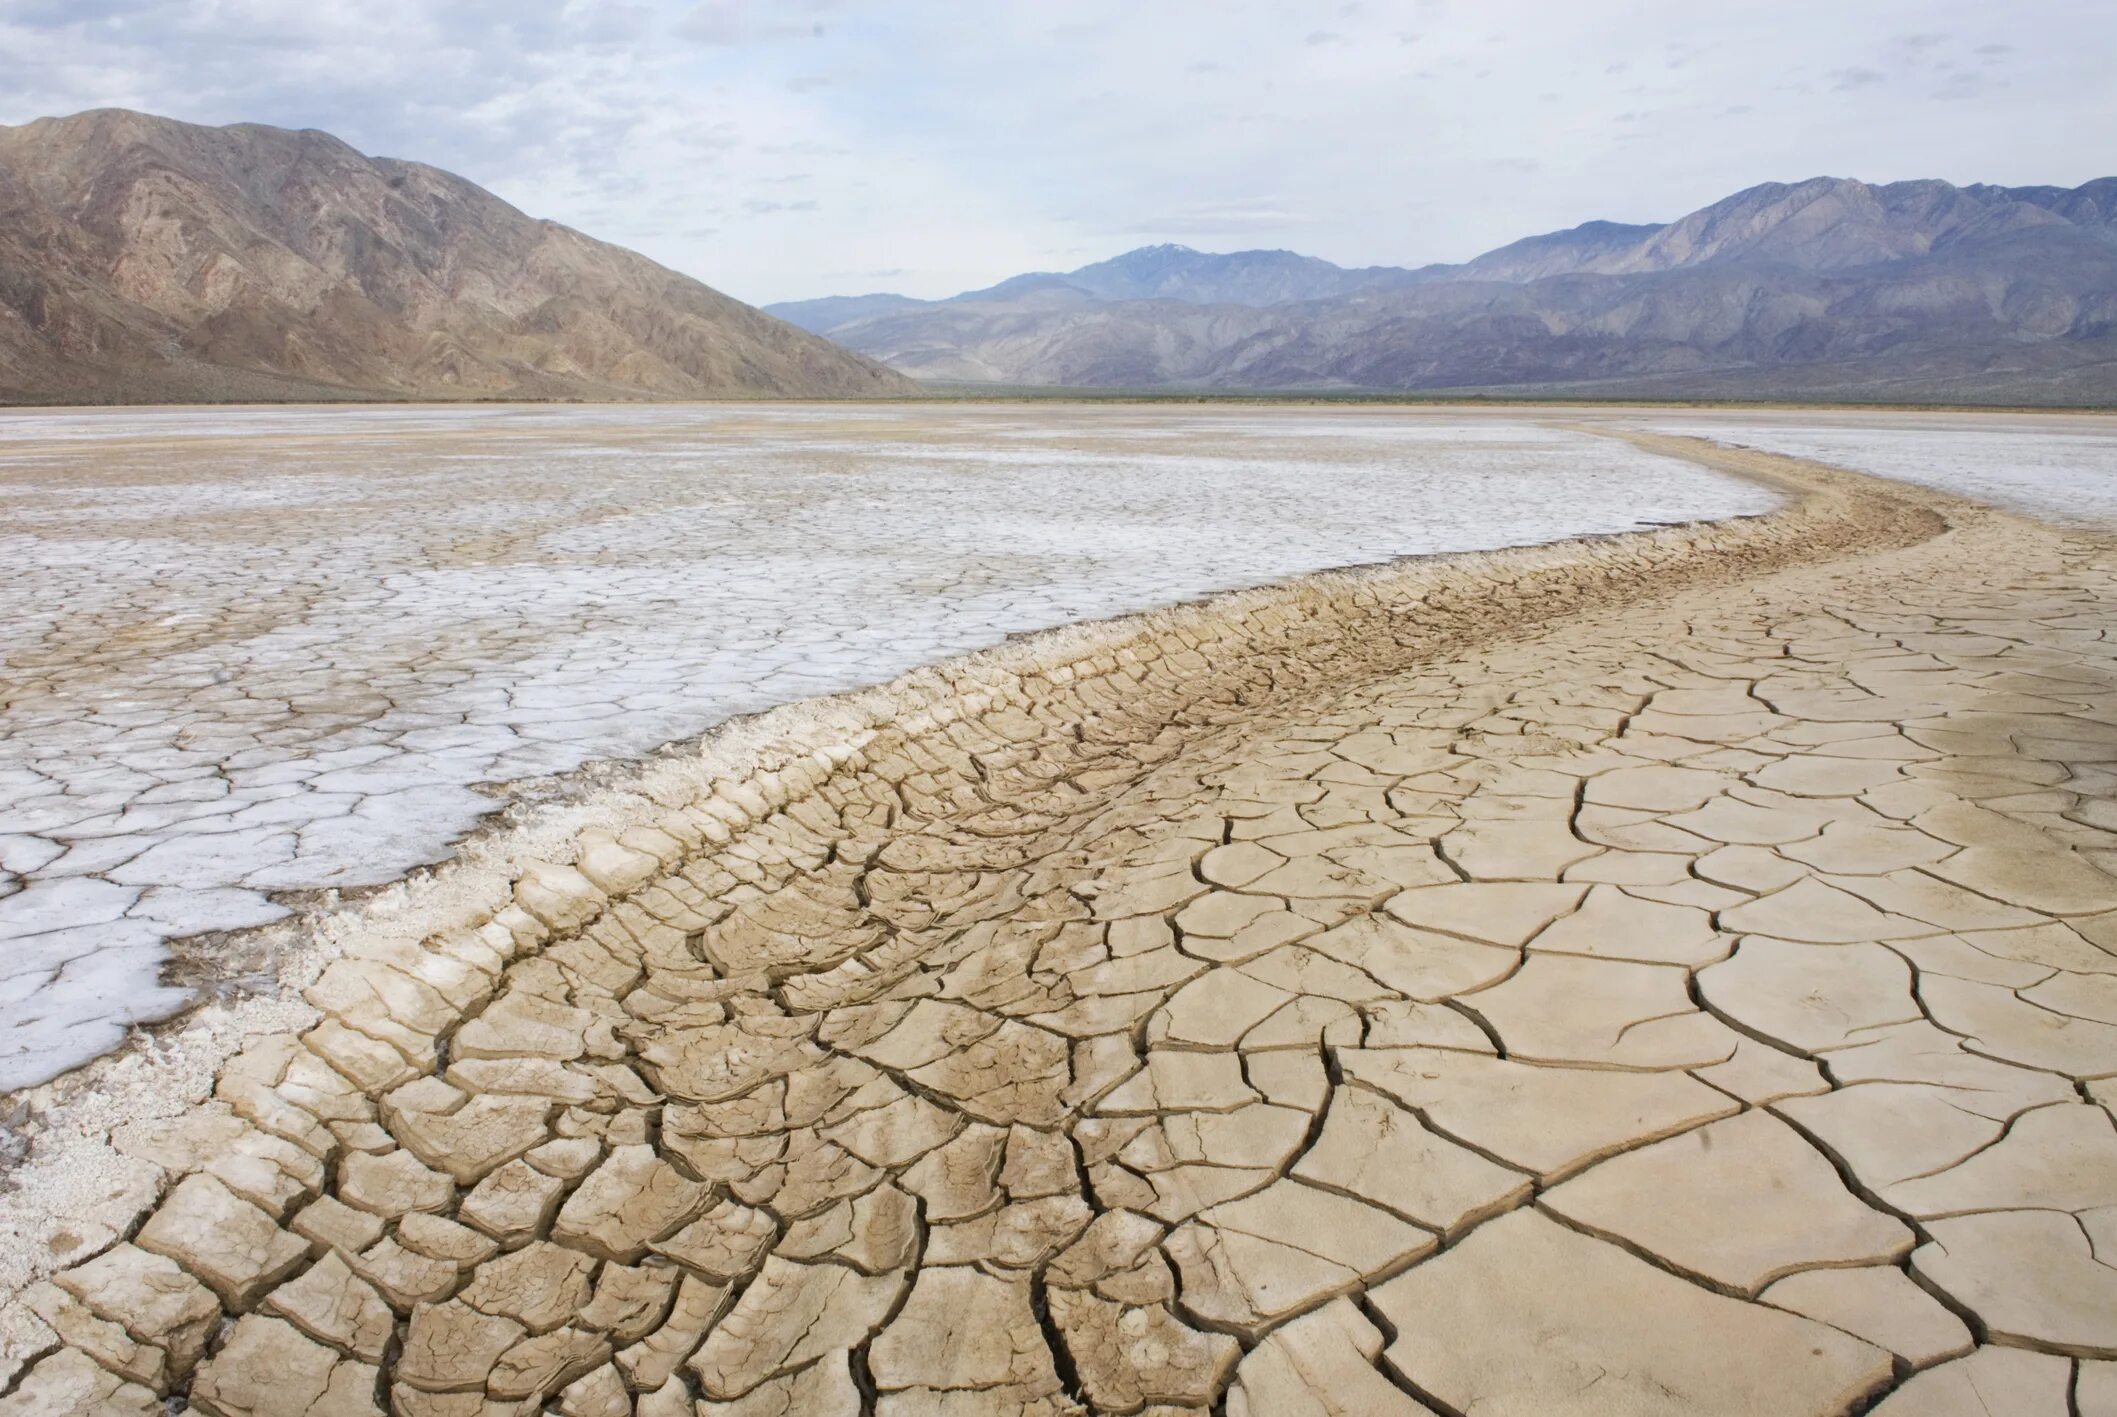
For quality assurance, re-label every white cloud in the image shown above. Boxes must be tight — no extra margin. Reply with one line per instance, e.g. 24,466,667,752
0,0,2109,304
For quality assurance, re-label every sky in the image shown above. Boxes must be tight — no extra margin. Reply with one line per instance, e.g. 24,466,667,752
1,0,2113,305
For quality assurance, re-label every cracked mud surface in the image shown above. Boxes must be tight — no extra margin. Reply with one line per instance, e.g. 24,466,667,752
5,429,2117,1415
0,403,1779,1089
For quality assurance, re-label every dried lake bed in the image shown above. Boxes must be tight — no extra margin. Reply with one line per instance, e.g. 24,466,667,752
4,405,2117,1414
0,401,2109,1089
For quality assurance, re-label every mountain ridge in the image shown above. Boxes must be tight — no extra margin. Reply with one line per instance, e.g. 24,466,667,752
765,243,1442,335
770,175,2117,401
0,108,915,403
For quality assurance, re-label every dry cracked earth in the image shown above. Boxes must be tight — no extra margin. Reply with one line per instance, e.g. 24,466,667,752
5,435,2117,1416
0,404,1772,1088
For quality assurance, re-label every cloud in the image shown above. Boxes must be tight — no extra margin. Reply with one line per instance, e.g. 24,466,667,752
1828,66,1889,89
4,0,173,26
0,0,2106,305
677,1,831,46
1934,71,2000,100
1116,199,1310,237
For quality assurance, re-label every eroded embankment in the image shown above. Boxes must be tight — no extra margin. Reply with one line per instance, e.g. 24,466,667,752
15,436,2092,1416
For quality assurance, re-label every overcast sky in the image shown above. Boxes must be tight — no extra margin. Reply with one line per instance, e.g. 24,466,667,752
2,0,2112,305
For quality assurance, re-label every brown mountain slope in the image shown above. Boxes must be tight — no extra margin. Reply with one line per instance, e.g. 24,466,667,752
0,109,914,403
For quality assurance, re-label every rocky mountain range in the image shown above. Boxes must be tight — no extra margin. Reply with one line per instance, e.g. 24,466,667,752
771,177,2117,401
0,109,913,404
771,244,1431,334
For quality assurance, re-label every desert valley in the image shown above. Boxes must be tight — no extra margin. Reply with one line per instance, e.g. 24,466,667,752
1,24,2116,1417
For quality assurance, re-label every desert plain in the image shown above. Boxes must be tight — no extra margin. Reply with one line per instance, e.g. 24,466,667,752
1,403,2115,1416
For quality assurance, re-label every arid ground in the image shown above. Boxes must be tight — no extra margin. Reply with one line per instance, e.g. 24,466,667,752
0,405,1775,1088
1,408,2114,1415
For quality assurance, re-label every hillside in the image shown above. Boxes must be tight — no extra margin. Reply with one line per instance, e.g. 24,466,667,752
770,177,2117,401
0,109,915,403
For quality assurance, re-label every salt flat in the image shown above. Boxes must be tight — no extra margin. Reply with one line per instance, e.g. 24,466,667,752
0,404,1776,1088
1644,409,2117,528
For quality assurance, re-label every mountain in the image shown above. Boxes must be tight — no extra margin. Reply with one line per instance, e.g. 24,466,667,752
765,292,934,335
1451,220,1663,282
1988,179,2117,240
1033,244,1428,305
0,109,914,404
773,177,2117,402
767,244,1427,335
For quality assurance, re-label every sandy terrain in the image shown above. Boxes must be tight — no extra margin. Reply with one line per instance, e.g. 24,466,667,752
1,421,2113,1415
0,404,1778,1088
